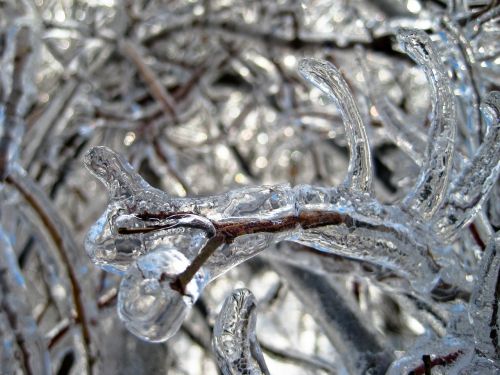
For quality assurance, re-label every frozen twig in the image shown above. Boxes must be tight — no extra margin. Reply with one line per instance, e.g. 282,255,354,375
0,25,35,180
435,91,500,240
213,289,270,375
120,39,178,122
400,29,456,219
6,167,97,373
0,229,51,375
299,59,373,193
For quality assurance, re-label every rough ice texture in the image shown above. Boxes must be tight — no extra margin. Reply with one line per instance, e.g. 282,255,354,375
469,235,500,360
0,230,51,375
398,29,456,220
213,289,269,375
83,28,499,362
434,91,500,240
0,24,37,180
298,58,373,193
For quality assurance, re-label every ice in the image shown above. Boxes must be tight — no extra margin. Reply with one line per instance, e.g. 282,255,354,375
0,229,51,374
213,288,269,375
399,29,456,220
84,145,468,342
469,235,500,360
434,91,500,240
82,33,498,344
299,58,373,193
118,246,207,342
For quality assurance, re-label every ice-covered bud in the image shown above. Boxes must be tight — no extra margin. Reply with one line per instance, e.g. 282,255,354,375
83,146,150,200
118,246,207,342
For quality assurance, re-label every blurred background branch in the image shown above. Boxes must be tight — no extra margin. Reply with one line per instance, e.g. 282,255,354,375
0,0,498,374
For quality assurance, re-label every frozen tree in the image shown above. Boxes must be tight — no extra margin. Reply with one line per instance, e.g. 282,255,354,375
0,0,499,374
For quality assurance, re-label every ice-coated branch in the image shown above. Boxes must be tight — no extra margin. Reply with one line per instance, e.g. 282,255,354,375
387,234,500,374
434,91,500,240
6,167,97,372
469,234,500,360
80,32,494,348
83,89,471,341
298,59,373,193
0,24,35,180
84,146,454,288
400,29,457,219
356,47,427,166
213,288,270,375
273,262,393,375
0,229,51,375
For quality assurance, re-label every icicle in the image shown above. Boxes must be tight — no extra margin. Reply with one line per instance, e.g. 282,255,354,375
213,289,269,375
434,91,500,240
299,58,373,193
400,29,457,220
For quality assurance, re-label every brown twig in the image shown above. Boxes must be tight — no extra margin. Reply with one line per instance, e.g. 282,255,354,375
0,26,33,180
408,350,464,375
0,270,35,375
6,171,96,373
120,39,178,122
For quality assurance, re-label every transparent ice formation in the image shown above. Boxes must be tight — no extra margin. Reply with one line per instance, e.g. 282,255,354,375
83,28,500,350
85,30,499,350
0,23,37,180
84,145,452,342
0,0,498,374
0,229,51,375
118,246,207,342
213,289,269,375
398,29,457,220
387,235,500,374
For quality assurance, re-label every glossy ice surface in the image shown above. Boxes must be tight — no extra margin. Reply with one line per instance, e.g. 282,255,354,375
83,28,499,353
213,289,269,375
2,1,500,374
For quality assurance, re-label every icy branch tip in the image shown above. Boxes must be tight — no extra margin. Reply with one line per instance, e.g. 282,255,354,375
83,146,149,198
397,28,433,64
482,91,500,123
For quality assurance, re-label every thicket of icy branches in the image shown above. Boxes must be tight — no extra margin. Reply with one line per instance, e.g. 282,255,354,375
1,0,499,374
